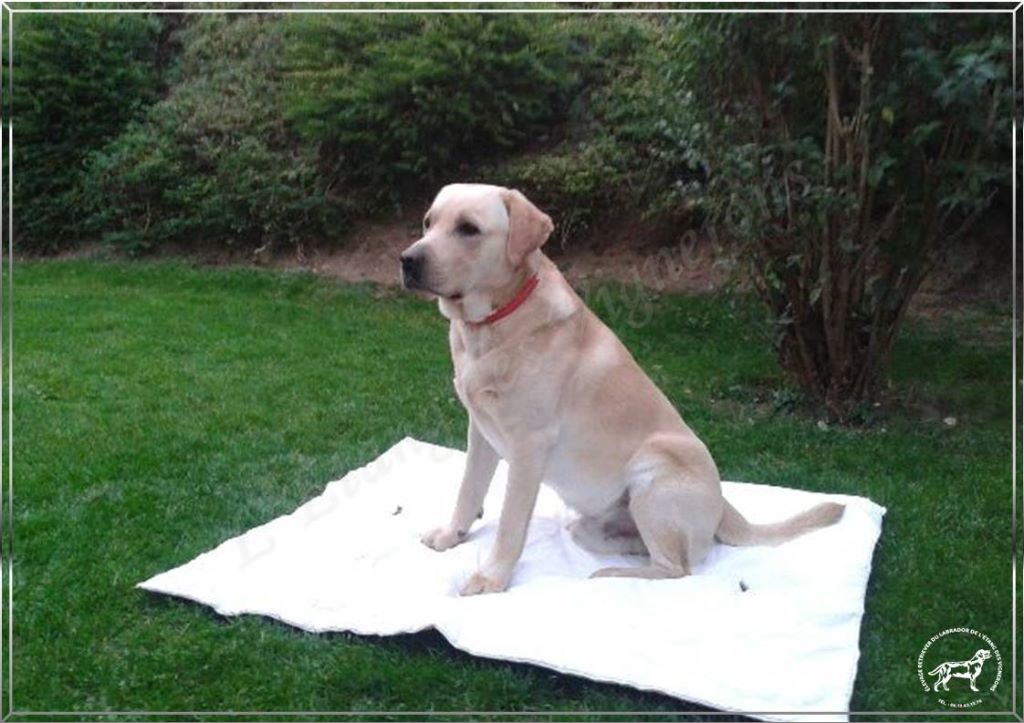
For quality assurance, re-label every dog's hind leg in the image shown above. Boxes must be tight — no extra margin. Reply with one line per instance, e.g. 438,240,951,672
591,438,722,580
590,478,692,579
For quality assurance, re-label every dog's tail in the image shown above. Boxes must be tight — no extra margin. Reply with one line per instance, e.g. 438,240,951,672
715,499,844,547
927,664,947,676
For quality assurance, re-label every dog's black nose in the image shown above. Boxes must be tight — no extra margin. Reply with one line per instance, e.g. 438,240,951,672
400,252,424,289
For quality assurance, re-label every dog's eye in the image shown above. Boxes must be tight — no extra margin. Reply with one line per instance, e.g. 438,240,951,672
423,216,431,230
457,222,480,236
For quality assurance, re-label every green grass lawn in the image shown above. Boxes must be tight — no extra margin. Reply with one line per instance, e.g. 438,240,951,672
4,260,1016,720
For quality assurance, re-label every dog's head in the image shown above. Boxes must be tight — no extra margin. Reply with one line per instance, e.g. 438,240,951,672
976,649,992,661
399,184,553,303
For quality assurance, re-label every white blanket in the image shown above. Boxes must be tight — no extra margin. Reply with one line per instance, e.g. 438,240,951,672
139,437,885,721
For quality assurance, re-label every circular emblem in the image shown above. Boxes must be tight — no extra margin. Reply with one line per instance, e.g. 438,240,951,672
917,628,1003,708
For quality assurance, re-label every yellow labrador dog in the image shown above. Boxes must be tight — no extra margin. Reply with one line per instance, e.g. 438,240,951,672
401,183,843,596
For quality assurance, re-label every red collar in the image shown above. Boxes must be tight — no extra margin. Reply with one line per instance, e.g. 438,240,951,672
470,274,540,326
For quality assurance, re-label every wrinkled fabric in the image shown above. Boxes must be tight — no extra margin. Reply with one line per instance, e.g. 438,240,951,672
139,437,885,721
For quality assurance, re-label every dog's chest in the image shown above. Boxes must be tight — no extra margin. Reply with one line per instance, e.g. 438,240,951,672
450,337,549,454
452,349,515,415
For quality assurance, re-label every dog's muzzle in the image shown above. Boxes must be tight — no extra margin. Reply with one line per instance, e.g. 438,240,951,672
400,251,425,290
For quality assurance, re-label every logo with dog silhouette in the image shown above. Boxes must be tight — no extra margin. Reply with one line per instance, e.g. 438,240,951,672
917,628,1002,709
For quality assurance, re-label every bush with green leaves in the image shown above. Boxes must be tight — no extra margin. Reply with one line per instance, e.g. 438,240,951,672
671,14,1011,421
284,14,642,205
487,139,622,247
84,15,339,254
10,12,687,254
10,14,162,252
488,19,706,246
585,26,707,218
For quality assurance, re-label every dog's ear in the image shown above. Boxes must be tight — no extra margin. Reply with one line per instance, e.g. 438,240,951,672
503,188,553,266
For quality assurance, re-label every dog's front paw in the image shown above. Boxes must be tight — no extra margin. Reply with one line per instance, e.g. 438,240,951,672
420,526,464,552
460,571,509,596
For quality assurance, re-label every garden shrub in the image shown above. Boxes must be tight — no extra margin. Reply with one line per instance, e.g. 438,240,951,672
488,139,625,248
11,11,679,254
586,26,708,219
670,14,1011,421
10,14,162,252
283,14,641,205
488,18,706,246
84,15,339,254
